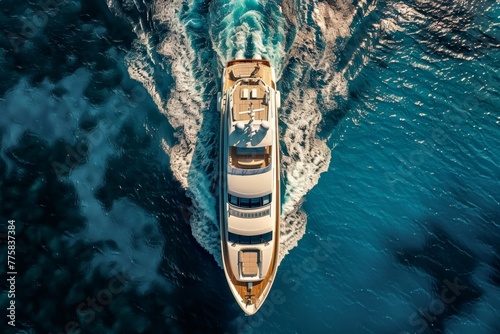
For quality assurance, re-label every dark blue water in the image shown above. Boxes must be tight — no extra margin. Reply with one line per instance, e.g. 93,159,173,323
1,0,499,333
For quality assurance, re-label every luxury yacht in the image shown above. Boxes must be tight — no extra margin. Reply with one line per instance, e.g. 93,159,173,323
217,59,281,315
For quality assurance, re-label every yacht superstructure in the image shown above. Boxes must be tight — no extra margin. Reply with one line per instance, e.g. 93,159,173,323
218,59,281,315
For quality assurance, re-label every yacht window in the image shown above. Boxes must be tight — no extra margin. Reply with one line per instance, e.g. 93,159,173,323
260,231,273,243
239,235,251,244
240,198,251,207
228,232,273,245
228,232,239,243
229,194,238,206
228,193,272,208
262,194,271,205
251,198,260,206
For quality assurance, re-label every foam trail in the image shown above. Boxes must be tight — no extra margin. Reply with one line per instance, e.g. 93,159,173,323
106,0,379,265
153,0,223,266
107,0,223,265
209,0,286,74
277,0,379,258
105,0,288,267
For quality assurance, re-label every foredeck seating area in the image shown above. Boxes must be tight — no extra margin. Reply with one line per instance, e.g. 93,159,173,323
229,146,271,169
239,250,260,277
230,63,261,79
233,84,268,121
223,60,275,92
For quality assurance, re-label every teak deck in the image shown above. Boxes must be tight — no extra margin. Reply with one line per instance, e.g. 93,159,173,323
232,84,268,122
223,59,274,92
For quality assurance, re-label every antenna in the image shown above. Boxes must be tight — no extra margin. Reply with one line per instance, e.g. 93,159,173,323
238,102,265,123
237,102,265,137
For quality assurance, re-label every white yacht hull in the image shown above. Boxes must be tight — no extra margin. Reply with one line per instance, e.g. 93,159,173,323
218,59,281,315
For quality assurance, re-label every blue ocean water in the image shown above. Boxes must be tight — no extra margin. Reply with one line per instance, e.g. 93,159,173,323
0,0,499,333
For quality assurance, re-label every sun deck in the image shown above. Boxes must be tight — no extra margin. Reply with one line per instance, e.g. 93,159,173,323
224,61,274,125
232,83,269,122
223,59,274,92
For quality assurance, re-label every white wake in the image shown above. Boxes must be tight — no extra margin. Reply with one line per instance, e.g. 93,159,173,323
106,0,376,265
